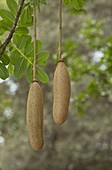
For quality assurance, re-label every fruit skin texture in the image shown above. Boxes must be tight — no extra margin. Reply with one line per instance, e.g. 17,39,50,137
53,61,71,125
27,81,44,150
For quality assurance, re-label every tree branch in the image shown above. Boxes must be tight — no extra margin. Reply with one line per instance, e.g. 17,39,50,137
0,0,25,58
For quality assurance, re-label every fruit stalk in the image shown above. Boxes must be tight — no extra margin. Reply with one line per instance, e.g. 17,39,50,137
58,0,62,60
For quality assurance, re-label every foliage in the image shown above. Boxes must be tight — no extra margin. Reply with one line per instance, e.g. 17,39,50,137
63,0,85,14
0,0,84,83
62,19,112,114
0,0,49,83
63,0,84,9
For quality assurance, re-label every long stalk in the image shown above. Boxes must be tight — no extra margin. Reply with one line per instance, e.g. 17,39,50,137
58,0,62,60
33,5,37,81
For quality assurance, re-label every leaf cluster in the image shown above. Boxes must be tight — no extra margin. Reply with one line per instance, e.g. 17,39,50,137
63,0,85,14
0,0,49,83
62,19,112,114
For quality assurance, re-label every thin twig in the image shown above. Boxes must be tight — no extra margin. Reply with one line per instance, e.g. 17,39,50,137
58,0,62,60
33,5,37,81
0,0,25,58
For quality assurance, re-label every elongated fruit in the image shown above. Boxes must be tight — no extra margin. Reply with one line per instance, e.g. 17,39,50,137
53,61,71,125
27,81,44,150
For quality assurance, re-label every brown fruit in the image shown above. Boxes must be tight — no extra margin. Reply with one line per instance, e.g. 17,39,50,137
27,81,44,150
53,61,71,125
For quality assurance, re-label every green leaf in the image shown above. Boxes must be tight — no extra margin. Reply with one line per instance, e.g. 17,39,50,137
19,5,33,26
0,9,15,23
63,0,71,6
16,27,29,34
0,63,9,80
8,64,14,74
71,0,84,10
14,58,27,78
0,28,5,35
13,35,31,50
68,8,86,15
17,35,30,50
37,51,49,65
78,0,84,7
25,40,42,57
20,9,27,24
36,40,43,53
27,5,33,22
0,19,13,31
18,19,33,27
0,21,5,35
0,54,10,65
23,42,33,57
10,50,21,65
13,34,20,45
39,61,47,66
36,67,49,84
13,46,33,66
6,0,18,15
26,65,33,83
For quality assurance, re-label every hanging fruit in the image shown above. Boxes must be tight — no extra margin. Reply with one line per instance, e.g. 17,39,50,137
53,0,71,125
26,4,44,150
27,81,44,150
53,61,71,125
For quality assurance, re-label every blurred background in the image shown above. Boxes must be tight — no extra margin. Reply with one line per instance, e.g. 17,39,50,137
0,0,112,169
